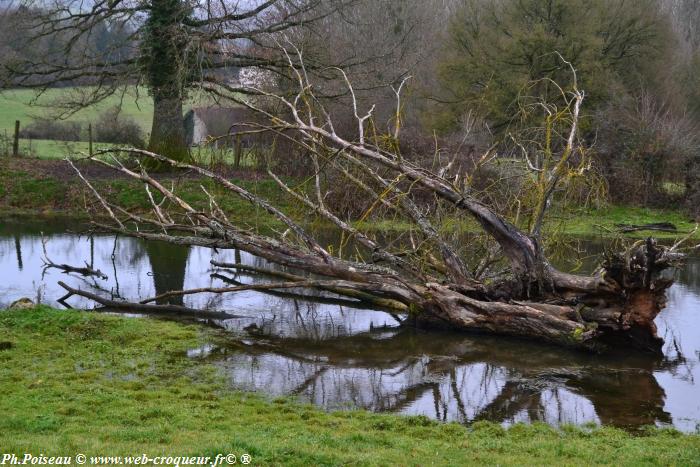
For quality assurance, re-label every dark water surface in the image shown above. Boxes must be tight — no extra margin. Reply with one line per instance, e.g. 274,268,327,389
1,218,699,432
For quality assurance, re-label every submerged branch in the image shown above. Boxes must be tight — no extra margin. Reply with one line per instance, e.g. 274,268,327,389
57,281,240,319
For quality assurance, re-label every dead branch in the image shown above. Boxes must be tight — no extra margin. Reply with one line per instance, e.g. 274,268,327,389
139,278,383,305
210,272,390,310
616,222,678,233
57,281,240,319
211,260,408,311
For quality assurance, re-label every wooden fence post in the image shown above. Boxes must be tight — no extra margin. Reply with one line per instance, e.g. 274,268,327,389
13,120,20,157
88,123,93,156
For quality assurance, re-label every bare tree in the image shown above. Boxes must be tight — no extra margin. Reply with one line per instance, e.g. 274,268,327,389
63,46,686,353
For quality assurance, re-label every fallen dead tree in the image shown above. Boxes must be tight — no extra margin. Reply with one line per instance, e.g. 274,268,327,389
64,48,687,353
616,222,678,233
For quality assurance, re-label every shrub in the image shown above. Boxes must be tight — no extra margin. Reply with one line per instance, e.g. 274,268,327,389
686,155,700,220
19,118,82,141
595,91,699,206
94,106,145,147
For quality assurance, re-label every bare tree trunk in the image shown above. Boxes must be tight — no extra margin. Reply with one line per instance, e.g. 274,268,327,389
148,92,188,161
143,0,190,162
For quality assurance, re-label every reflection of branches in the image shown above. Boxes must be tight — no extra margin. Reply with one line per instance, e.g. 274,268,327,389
290,366,330,395
565,370,671,427
662,328,694,383
473,380,541,423
40,232,108,280
215,327,675,428
70,272,126,301
450,371,467,422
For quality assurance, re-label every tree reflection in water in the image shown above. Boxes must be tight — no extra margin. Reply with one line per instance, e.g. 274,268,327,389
145,240,190,305
1,221,697,430
200,324,679,429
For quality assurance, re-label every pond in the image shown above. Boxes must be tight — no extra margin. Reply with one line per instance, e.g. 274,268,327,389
1,218,699,432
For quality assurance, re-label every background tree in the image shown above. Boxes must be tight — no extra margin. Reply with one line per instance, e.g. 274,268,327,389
428,0,700,213
596,90,699,206
0,0,347,160
433,0,670,133
663,0,700,217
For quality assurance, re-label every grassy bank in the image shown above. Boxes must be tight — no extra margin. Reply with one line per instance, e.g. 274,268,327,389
0,86,228,133
4,140,113,160
1,307,698,466
551,205,697,238
0,157,295,230
1,156,697,240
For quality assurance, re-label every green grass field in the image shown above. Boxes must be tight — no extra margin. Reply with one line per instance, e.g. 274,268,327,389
0,87,150,159
0,87,235,159
553,205,698,238
1,307,698,466
0,87,154,134
4,139,116,159
3,139,259,165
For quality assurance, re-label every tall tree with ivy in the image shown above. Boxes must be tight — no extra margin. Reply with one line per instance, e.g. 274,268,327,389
139,0,192,158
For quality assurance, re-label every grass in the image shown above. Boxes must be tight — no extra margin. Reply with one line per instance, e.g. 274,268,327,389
0,158,297,229
4,139,116,159
1,156,698,241
0,87,150,160
1,86,694,238
0,87,155,135
0,86,227,132
359,204,700,241
554,205,698,238
1,307,699,466
190,146,259,168
3,139,260,163
0,86,240,159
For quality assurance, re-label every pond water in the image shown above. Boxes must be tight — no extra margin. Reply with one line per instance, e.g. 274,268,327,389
1,218,699,432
